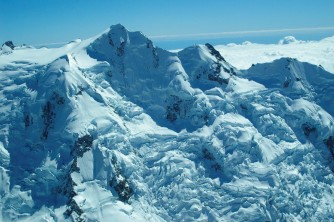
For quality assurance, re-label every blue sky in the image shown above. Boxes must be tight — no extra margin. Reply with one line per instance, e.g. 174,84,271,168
1,0,334,49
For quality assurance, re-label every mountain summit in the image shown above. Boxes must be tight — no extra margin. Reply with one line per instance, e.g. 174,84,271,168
0,25,334,221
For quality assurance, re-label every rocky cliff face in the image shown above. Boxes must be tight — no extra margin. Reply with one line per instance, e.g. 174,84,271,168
0,24,334,221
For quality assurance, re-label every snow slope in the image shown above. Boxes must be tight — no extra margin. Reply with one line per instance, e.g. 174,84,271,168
1,25,334,221
243,57,334,116
214,36,334,74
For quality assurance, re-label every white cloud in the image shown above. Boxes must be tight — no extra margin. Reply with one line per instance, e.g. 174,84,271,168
34,42,68,46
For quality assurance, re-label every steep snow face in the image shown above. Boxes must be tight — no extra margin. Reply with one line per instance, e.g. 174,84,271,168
243,58,334,116
1,25,334,221
86,25,236,131
178,43,239,90
87,24,193,130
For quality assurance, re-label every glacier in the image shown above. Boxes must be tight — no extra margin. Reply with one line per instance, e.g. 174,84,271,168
0,24,334,221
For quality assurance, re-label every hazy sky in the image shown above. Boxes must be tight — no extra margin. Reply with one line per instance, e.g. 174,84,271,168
1,0,334,49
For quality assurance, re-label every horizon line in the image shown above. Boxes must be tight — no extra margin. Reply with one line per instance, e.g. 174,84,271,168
31,26,334,46
150,26,334,40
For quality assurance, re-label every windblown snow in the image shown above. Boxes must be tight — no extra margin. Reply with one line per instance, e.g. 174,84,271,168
1,25,334,221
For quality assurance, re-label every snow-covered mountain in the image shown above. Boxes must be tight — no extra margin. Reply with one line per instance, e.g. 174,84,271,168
1,24,334,221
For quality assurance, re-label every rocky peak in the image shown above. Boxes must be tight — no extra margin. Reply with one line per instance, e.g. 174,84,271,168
2,41,15,50
205,43,226,62
106,24,130,47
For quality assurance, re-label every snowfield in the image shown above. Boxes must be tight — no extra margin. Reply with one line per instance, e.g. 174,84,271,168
0,25,334,221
